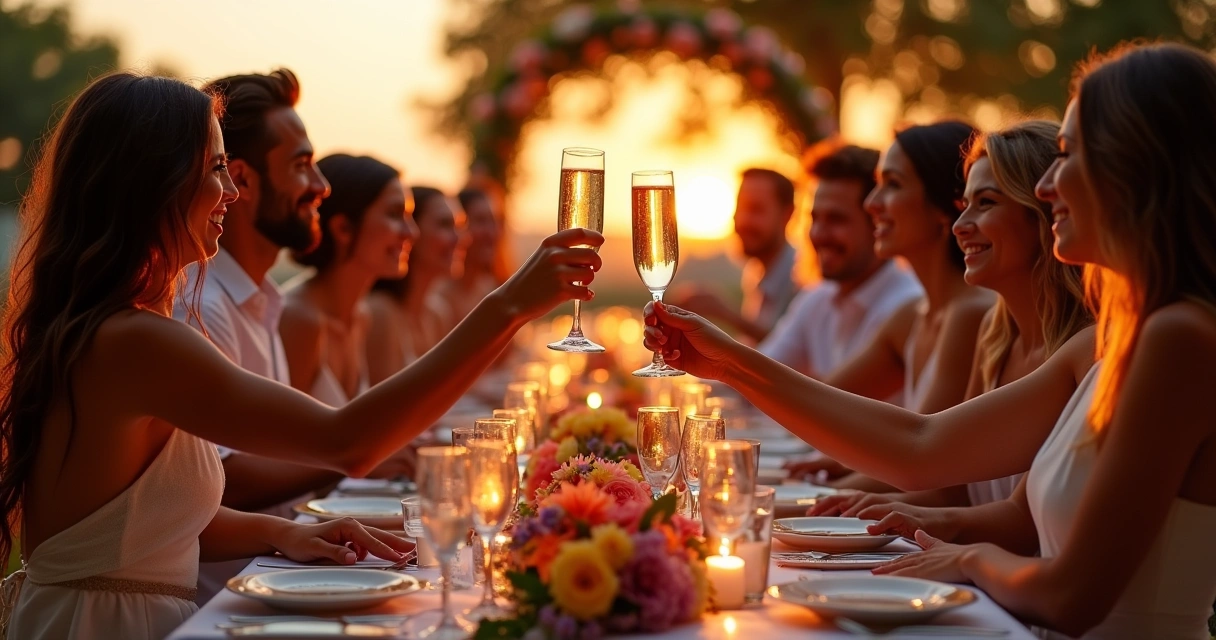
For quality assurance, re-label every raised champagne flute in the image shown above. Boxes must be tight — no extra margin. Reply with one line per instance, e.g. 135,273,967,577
631,170,685,376
548,147,606,353
410,446,475,640
636,406,682,500
465,440,516,621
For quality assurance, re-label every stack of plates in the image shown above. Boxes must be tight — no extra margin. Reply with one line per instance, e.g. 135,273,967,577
294,497,404,529
767,576,977,624
227,569,422,612
771,516,898,552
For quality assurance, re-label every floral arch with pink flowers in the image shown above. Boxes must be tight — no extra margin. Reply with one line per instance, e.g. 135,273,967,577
465,5,838,185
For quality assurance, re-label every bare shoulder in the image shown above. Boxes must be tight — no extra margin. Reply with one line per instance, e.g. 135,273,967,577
1138,301,1216,361
1049,324,1098,382
365,292,400,324
946,288,997,324
882,297,924,346
91,308,223,371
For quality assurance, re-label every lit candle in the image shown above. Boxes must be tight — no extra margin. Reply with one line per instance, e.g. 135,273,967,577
705,554,746,609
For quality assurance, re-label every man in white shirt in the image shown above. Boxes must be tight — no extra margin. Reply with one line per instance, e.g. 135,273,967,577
760,143,923,380
672,168,800,345
174,69,340,603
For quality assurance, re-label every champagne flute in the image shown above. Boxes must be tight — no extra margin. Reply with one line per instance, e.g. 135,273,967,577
699,441,757,553
493,408,532,457
474,418,519,501
548,147,606,353
631,170,685,377
465,440,516,621
451,427,476,449
503,381,542,443
680,414,726,518
412,447,475,640
636,406,682,499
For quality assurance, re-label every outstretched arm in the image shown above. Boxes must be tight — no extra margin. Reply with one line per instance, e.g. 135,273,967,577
644,302,1092,490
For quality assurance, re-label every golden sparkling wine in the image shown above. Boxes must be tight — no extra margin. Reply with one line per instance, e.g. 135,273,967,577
558,168,605,246
632,185,679,292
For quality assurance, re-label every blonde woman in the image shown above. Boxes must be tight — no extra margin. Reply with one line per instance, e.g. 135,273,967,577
811,120,1093,519
645,42,1216,637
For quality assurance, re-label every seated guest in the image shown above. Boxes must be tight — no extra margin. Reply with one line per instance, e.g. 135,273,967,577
759,142,922,381
366,186,459,383
670,168,800,345
810,120,1092,518
442,187,508,322
644,42,1216,638
0,72,602,640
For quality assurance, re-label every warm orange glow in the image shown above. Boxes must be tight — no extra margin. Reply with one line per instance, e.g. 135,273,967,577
586,392,603,409
677,175,736,240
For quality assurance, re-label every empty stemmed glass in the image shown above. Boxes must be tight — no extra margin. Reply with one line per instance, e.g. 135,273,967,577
680,414,726,518
635,407,681,500
465,440,516,621
699,441,757,554
503,381,542,443
410,446,475,640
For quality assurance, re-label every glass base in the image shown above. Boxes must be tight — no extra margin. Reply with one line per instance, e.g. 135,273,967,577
404,610,476,640
633,362,686,377
464,601,513,622
547,335,605,353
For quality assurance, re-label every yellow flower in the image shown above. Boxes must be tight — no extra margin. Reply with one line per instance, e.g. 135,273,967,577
548,541,619,621
555,436,579,463
587,466,614,486
618,460,644,483
590,524,633,570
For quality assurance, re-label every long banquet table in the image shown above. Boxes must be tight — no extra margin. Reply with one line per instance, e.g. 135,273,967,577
169,540,1036,639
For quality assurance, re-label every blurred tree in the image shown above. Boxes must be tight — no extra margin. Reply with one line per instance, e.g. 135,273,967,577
0,2,119,206
437,0,1215,134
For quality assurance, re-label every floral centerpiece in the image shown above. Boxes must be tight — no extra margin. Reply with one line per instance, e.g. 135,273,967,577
531,455,651,509
524,407,638,502
476,486,709,640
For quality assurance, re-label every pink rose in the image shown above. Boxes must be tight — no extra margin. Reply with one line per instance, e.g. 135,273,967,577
601,478,651,507
525,443,562,501
607,497,649,532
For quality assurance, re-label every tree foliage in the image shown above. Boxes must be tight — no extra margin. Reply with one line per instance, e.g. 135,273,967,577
438,0,1216,137
0,2,119,205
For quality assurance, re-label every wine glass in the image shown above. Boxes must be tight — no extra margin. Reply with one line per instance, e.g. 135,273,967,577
631,170,685,377
699,440,757,553
680,414,726,518
411,446,475,640
493,408,532,456
676,382,712,424
451,427,476,449
548,147,606,353
636,406,682,500
503,381,542,443
465,440,516,621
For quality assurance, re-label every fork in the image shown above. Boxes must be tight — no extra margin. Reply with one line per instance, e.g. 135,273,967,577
835,616,1010,637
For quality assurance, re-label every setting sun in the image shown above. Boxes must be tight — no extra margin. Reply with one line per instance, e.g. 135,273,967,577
676,174,736,240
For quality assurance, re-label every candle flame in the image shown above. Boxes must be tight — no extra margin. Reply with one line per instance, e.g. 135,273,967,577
587,392,603,409
719,539,731,557
722,615,738,635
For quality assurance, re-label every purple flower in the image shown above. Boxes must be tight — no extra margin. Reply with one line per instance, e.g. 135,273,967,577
539,605,559,628
617,531,695,631
604,612,639,632
539,506,563,530
554,613,579,640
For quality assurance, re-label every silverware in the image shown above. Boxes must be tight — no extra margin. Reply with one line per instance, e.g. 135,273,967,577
220,619,403,637
835,617,1010,637
773,551,909,561
227,614,409,625
254,561,417,572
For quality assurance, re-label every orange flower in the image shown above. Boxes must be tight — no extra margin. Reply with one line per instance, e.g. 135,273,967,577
542,481,612,527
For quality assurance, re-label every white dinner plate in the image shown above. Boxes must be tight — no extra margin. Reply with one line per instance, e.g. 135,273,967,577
773,483,837,504
771,516,899,552
767,576,977,624
752,438,813,456
227,569,422,612
295,497,405,528
756,467,790,485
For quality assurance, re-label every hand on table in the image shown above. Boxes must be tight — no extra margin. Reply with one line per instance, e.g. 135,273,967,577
806,490,894,517
785,455,854,484
274,518,414,565
872,530,974,584
860,502,961,542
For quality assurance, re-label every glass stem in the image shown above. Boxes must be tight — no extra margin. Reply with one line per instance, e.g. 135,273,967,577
568,299,584,337
439,556,455,628
649,290,666,368
479,534,495,606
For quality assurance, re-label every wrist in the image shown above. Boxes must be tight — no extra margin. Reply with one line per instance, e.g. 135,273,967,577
477,289,524,333
257,515,297,554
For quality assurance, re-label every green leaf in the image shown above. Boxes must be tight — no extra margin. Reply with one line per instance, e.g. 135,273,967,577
639,492,678,531
508,569,550,605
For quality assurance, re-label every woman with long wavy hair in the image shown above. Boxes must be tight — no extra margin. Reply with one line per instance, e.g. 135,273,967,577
810,120,1093,519
0,73,601,639
645,42,1216,637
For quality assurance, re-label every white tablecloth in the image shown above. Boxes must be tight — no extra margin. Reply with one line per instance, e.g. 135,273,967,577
168,543,1036,639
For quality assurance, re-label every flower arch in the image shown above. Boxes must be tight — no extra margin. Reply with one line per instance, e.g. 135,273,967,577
465,5,838,185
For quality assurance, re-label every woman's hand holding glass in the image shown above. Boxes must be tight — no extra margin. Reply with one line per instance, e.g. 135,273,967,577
642,301,738,381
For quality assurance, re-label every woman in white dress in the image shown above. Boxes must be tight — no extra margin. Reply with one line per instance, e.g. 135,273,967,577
811,121,1092,518
645,42,1216,638
807,122,995,491
0,73,602,640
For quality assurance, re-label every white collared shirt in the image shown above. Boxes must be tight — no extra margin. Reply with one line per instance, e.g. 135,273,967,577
758,260,924,380
741,241,800,334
